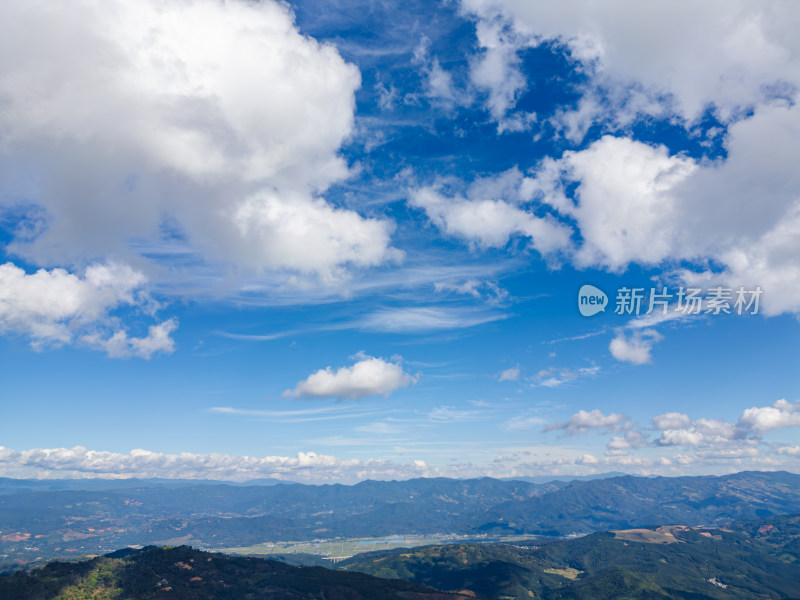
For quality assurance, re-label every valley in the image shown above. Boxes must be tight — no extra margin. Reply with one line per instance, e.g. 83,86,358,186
2,471,800,571
2,512,799,599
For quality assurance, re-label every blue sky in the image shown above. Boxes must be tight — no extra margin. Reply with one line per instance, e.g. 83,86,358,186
1,0,799,483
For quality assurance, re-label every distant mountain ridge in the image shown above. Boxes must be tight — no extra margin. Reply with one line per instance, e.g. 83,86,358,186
0,476,291,496
480,470,800,536
1,471,799,567
0,471,627,496
501,471,631,484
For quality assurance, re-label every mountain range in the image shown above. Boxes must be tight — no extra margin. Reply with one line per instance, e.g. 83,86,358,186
2,471,799,569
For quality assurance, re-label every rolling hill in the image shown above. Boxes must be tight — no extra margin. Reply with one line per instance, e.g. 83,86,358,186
0,545,465,600
341,513,800,599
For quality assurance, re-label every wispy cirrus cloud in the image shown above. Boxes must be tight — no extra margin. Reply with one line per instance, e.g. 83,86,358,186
532,365,600,388
428,406,487,423
504,415,547,431
215,295,511,342
434,278,510,306
209,404,394,423
358,306,507,333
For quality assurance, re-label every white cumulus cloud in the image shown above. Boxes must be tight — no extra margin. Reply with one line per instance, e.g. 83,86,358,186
536,136,697,271
457,2,800,318
652,412,693,431
0,0,397,284
609,329,663,365
607,430,648,453
234,191,401,280
283,354,416,400
0,261,175,357
739,399,800,434
468,12,532,131
653,399,800,449
83,318,178,360
498,366,520,381
410,169,572,254
461,0,800,123
545,409,627,434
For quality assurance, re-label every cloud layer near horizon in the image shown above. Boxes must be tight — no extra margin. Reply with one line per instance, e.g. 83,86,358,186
2,399,797,482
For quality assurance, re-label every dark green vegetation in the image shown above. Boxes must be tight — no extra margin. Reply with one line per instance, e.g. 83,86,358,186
2,471,799,568
341,513,800,599
2,514,799,600
0,545,464,600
